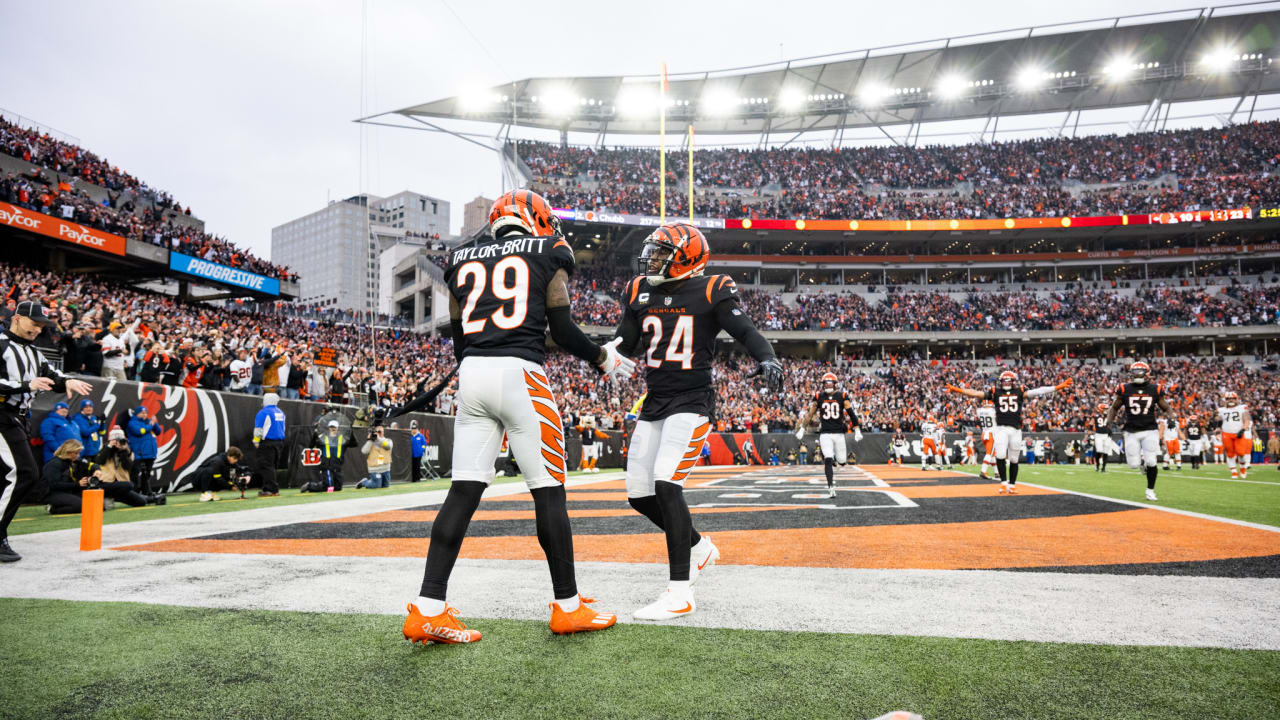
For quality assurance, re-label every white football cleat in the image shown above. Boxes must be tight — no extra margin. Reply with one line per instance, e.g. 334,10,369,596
689,536,719,585
827,487,837,499
1145,489,1158,502
632,587,696,621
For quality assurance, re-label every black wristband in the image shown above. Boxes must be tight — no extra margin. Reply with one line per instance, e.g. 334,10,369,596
546,306,603,365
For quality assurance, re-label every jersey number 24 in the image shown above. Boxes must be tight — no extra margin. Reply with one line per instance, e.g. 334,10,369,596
642,315,693,369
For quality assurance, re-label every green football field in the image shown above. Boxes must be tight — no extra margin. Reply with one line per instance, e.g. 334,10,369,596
1,598,1275,720
1006,461,1280,527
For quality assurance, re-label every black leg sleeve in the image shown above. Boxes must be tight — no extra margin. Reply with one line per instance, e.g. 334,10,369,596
531,485,577,600
655,482,693,582
1146,465,1158,489
995,458,1007,483
628,495,701,546
824,458,835,486
1009,462,1020,485
419,481,486,600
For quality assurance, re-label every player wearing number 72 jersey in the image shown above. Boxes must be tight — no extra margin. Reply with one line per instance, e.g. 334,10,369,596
404,190,633,645
613,222,782,621
947,370,1072,493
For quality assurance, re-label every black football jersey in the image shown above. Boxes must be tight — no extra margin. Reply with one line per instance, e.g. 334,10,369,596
1186,422,1202,440
1116,382,1164,432
579,426,600,447
984,386,1026,428
444,234,575,365
816,390,849,434
1092,414,1109,432
623,274,740,421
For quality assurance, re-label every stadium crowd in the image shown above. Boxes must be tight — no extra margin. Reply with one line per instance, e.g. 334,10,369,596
521,120,1280,220
0,116,296,281
4,260,1277,440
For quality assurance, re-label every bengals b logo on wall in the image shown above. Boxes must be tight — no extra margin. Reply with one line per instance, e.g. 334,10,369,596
301,448,322,467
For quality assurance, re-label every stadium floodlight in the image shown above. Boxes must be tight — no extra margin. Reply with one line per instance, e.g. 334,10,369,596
701,88,738,116
616,86,658,117
1202,47,1236,72
1103,57,1134,82
779,88,806,110
857,83,888,107
1015,67,1044,92
935,75,968,100
541,87,576,116
458,90,499,111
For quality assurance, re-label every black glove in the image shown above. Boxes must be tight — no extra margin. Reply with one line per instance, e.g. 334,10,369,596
753,358,783,390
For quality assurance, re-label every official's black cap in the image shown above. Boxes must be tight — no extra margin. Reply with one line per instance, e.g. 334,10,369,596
14,301,55,325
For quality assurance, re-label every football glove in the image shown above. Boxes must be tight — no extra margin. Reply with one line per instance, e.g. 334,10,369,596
794,428,805,440
1054,377,1074,392
597,338,636,381
1243,428,1253,440
754,358,783,390
853,428,863,442
945,383,963,393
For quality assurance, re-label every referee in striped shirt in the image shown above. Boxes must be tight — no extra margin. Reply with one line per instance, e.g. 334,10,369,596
1,301,92,562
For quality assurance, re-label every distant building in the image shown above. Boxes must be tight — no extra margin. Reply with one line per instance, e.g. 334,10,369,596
461,195,494,238
271,191,449,312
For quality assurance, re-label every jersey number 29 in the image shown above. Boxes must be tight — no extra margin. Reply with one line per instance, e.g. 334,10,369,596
456,258,529,333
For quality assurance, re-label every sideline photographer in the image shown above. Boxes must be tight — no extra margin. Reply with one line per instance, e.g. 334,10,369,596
356,423,393,489
43,438,162,514
301,420,353,493
194,447,247,502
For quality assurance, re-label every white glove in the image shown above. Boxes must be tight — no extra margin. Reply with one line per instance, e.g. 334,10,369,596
1243,428,1252,440
795,429,805,440
597,338,635,381
853,428,863,442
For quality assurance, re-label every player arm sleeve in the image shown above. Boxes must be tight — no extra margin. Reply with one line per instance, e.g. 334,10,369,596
713,300,775,362
613,308,642,357
448,294,465,362
546,269,604,365
1025,386,1056,398
389,367,457,418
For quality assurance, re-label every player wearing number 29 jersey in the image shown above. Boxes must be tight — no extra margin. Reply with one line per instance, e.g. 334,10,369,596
406,190,625,646
612,222,781,622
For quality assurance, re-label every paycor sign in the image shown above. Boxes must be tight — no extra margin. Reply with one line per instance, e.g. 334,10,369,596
169,251,280,295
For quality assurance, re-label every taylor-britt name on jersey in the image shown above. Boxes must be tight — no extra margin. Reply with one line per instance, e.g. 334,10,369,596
452,237,554,264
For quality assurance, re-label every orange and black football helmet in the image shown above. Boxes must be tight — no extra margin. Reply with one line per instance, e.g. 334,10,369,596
638,222,709,285
998,370,1017,390
821,372,838,393
1129,361,1151,385
489,189,562,238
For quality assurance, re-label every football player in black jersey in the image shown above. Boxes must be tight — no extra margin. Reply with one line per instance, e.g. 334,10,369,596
405,190,633,645
1105,361,1171,501
795,372,861,498
612,222,782,621
1184,415,1205,470
947,370,1072,493
1090,404,1113,473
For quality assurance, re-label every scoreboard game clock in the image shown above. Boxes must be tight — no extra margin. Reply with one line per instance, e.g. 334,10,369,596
1259,207,1280,220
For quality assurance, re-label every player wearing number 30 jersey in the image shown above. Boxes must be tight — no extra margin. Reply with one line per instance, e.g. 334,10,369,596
794,373,860,497
947,370,1072,493
613,222,781,621
405,190,630,646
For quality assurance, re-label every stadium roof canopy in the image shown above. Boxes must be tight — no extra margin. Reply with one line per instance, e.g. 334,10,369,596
360,3,1280,144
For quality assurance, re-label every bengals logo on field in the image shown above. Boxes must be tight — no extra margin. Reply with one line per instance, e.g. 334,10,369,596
301,448,322,467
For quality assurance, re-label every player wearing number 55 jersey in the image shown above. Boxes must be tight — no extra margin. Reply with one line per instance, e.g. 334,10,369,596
405,190,633,645
947,370,1072,494
795,373,860,498
613,222,782,621
1105,361,1172,501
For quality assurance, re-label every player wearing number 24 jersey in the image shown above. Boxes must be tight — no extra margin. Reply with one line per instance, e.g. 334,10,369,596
405,190,630,646
612,222,782,621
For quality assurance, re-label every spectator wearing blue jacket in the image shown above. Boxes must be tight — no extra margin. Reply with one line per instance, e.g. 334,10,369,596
410,425,428,483
71,399,104,460
252,393,286,497
126,406,162,494
40,402,79,463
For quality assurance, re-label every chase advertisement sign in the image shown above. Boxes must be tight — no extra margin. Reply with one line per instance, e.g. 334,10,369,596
169,251,280,296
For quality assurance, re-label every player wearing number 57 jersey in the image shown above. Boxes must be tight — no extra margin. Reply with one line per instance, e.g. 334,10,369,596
613,222,782,621
947,370,1072,494
1105,361,1171,501
795,373,860,497
405,190,632,646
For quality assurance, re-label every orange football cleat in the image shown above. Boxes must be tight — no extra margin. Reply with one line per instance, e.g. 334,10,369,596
549,596,617,635
403,603,482,645
1006,485,1018,494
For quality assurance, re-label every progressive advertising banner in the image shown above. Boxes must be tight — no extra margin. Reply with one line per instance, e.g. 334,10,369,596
0,201,127,255
169,251,280,296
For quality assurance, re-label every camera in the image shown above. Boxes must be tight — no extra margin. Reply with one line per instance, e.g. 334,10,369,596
370,406,389,423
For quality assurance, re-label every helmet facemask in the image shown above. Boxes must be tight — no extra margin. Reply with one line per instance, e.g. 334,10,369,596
638,241,677,285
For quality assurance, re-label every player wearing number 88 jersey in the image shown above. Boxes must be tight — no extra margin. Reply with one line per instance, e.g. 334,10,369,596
1105,361,1172,500
946,370,1072,493
406,190,622,644
613,222,780,620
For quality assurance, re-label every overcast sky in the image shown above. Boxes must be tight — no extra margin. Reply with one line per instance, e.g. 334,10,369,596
0,0,1222,260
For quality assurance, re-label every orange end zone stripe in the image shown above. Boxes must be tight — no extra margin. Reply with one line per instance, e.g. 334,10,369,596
117,508,1280,569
